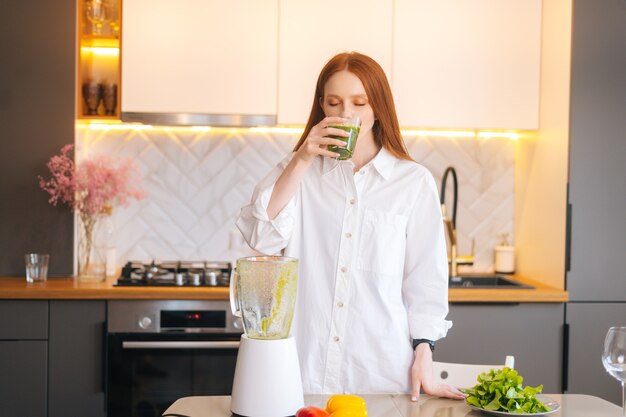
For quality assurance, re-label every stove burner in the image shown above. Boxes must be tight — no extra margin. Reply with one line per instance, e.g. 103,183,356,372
115,261,232,287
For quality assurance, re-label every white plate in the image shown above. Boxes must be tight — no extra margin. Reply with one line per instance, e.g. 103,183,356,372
467,394,560,416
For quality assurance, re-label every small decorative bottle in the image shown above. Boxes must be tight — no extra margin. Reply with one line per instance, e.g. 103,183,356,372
494,233,515,274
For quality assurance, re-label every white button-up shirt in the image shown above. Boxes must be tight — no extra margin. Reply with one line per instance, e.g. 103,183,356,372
236,147,451,394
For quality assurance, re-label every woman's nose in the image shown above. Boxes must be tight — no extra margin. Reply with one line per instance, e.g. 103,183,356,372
340,107,354,118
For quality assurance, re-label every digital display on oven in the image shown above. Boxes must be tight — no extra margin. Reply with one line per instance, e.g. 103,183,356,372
160,310,226,328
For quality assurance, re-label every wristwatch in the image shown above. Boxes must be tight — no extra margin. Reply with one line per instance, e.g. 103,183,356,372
412,338,435,352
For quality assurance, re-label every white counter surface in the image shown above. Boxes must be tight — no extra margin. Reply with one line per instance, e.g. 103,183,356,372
162,393,621,417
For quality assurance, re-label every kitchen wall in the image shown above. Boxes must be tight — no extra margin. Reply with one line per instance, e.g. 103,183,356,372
77,125,514,272
0,0,75,276
515,0,571,290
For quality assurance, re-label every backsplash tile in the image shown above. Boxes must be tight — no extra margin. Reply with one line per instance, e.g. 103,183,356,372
76,126,514,272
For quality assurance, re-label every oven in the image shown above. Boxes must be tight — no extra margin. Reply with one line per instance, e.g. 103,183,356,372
106,300,242,417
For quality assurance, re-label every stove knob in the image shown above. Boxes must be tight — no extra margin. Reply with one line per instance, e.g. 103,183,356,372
191,273,201,286
207,271,218,286
138,316,152,330
175,273,185,286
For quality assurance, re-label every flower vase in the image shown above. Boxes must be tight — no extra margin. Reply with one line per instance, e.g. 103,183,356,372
77,213,106,282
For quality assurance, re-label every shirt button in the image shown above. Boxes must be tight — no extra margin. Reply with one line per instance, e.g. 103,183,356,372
360,170,366,175
337,301,344,308
341,266,348,273
349,198,356,205
345,232,352,238
333,336,340,342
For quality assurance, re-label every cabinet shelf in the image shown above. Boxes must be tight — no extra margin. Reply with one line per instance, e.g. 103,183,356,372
77,115,120,122
81,36,119,49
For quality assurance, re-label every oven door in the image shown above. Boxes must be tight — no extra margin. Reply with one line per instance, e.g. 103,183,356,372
106,332,240,417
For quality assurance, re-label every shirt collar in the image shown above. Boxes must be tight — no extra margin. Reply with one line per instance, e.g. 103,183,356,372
369,147,396,181
320,147,397,180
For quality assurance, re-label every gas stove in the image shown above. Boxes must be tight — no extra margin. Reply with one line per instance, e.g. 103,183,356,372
115,261,232,287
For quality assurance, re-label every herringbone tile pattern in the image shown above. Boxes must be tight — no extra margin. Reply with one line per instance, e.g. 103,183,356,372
77,126,514,271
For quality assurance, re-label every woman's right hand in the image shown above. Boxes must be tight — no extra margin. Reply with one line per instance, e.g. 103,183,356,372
294,117,349,163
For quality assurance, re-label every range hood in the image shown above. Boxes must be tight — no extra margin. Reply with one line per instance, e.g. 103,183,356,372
121,112,277,128
121,0,278,128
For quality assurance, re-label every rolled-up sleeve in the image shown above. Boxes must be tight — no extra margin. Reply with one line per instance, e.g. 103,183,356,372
402,172,452,341
236,155,297,255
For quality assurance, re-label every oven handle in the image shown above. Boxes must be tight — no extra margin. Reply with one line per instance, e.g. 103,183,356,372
122,341,240,349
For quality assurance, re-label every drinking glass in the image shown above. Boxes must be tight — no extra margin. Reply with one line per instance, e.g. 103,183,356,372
102,82,117,115
25,254,49,283
327,115,361,160
82,81,103,115
602,326,626,415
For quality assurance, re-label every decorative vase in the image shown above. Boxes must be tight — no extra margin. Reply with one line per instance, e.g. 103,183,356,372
77,212,106,282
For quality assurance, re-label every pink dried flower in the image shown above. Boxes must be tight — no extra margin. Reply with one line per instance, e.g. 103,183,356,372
39,144,147,215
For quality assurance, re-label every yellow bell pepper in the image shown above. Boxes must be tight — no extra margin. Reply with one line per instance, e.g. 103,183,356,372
325,395,367,417
328,408,368,417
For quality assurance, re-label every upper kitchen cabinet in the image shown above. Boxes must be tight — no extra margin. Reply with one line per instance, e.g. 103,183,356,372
393,0,542,129
277,0,392,125
121,0,278,126
78,0,122,119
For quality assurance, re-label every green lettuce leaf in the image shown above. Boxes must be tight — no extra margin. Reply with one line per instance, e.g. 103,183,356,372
462,367,551,413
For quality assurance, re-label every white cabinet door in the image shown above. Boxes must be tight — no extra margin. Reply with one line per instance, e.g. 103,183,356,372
278,0,393,125
122,0,278,124
393,0,541,129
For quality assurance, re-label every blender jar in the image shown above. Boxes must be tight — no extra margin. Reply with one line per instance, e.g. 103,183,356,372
230,256,298,339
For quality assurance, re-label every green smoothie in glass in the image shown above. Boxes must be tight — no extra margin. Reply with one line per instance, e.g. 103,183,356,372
327,115,361,160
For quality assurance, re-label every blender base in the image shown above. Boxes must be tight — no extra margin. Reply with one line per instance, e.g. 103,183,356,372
231,335,304,417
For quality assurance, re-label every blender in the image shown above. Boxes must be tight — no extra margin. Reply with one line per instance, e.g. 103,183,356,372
229,256,304,417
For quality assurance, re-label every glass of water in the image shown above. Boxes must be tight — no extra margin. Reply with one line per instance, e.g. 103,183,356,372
603,326,626,415
25,254,49,283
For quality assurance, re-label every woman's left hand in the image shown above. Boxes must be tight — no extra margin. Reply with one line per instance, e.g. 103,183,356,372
410,344,468,401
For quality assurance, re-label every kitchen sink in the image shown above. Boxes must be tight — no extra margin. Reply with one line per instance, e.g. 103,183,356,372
448,275,534,289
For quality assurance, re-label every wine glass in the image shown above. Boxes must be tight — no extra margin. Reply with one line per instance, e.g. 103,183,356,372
103,0,120,36
84,0,107,36
602,326,626,415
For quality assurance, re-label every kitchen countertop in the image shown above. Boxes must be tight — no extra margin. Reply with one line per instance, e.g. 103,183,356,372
163,394,619,417
0,274,567,302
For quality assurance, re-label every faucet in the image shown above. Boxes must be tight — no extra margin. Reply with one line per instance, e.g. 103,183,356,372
440,167,474,278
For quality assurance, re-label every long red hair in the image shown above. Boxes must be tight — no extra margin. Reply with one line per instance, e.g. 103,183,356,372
293,52,412,161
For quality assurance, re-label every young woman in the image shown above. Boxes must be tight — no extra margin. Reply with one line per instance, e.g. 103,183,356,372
236,52,465,400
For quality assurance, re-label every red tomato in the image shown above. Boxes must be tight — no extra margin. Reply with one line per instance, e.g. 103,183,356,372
296,406,330,417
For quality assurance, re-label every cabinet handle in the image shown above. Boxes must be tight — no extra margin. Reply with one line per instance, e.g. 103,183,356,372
565,201,572,272
122,341,239,349
562,322,570,391
101,321,107,397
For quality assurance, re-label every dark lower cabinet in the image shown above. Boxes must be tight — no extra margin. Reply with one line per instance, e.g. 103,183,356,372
435,303,564,392
49,300,106,417
565,303,626,405
0,341,48,416
0,300,106,417
0,300,49,417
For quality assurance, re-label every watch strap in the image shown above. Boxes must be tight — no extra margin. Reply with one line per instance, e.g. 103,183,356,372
412,338,435,352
